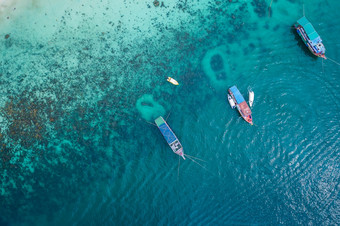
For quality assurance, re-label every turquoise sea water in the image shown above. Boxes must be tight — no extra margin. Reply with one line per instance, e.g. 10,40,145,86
0,0,339,225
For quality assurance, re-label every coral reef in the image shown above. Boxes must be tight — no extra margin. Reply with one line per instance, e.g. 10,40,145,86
0,0,262,222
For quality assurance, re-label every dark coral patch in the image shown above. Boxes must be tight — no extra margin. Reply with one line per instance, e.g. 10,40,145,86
216,71,227,80
210,54,224,71
251,0,267,18
153,0,159,7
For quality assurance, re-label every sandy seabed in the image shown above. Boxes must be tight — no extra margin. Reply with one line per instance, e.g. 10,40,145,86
0,0,36,19
0,0,17,12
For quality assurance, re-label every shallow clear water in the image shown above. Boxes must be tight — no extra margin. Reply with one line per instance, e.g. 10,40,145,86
0,0,339,225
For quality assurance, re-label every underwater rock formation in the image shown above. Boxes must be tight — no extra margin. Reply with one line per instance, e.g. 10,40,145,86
153,0,159,7
136,94,165,121
0,0,259,223
201,45,231,89
251,0,268,18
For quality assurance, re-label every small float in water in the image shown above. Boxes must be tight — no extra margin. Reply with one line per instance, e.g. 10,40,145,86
228,86,253,125
167,77,179,85
155,116,185,159
294,16,326,59
227,94,236,109
248,90,254,108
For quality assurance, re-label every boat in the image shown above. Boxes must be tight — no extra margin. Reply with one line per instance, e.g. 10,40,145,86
248,90,254,108
155,116,185,159
167,77,179,85
228,86,253,125
227,94,236,109
294,16,326,59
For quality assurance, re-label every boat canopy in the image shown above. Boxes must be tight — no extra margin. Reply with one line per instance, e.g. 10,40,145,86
229,86,245,104
155,117,177,144
297,16,321,44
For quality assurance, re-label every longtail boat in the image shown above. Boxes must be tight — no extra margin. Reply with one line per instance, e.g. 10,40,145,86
155,116,185,159
294,16,326,59
228,86,253,125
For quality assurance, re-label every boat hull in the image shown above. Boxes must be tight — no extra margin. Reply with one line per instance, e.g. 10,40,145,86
295,27,326,58
294,17,326,59
155,116,185,159
236,103,253,125
167,77,179,85
228,86,253,125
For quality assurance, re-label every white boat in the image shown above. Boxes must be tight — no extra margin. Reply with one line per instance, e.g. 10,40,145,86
167,77,179,85
248,90,254,107
227,94,236,109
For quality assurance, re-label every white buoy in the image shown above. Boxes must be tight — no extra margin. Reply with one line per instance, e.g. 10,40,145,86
227,94,236,109
248,90,254,107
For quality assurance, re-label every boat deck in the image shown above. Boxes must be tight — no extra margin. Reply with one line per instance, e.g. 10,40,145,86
238,101,251,117
155,116,184,158
155,117,177,144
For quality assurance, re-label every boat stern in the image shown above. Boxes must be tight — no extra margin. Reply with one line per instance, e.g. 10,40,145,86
319,50,326,59
246,115,253,125
176,149,186,160
315,42,326,58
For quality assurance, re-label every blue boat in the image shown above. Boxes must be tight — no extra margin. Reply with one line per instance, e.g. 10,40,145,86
155,116,185,159
294,16,326,59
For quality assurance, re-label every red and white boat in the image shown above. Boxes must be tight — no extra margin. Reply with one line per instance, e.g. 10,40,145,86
228,86,253,125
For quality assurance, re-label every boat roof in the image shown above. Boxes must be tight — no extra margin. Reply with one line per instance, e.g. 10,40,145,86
155,117,177,144
297,16,322,43
229,86,245,104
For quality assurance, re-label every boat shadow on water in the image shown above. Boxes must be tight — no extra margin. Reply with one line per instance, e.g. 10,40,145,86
291,26,319,60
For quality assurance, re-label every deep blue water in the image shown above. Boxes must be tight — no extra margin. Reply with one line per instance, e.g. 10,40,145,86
0,0,339,225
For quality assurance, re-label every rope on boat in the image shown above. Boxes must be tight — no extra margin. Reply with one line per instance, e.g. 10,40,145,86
145,121,157,126
326,56,340,66
166,112,171,121
268,0,274,17
303,4,305,17
177,156,180,180
186,155,209,171
184,154,207,163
